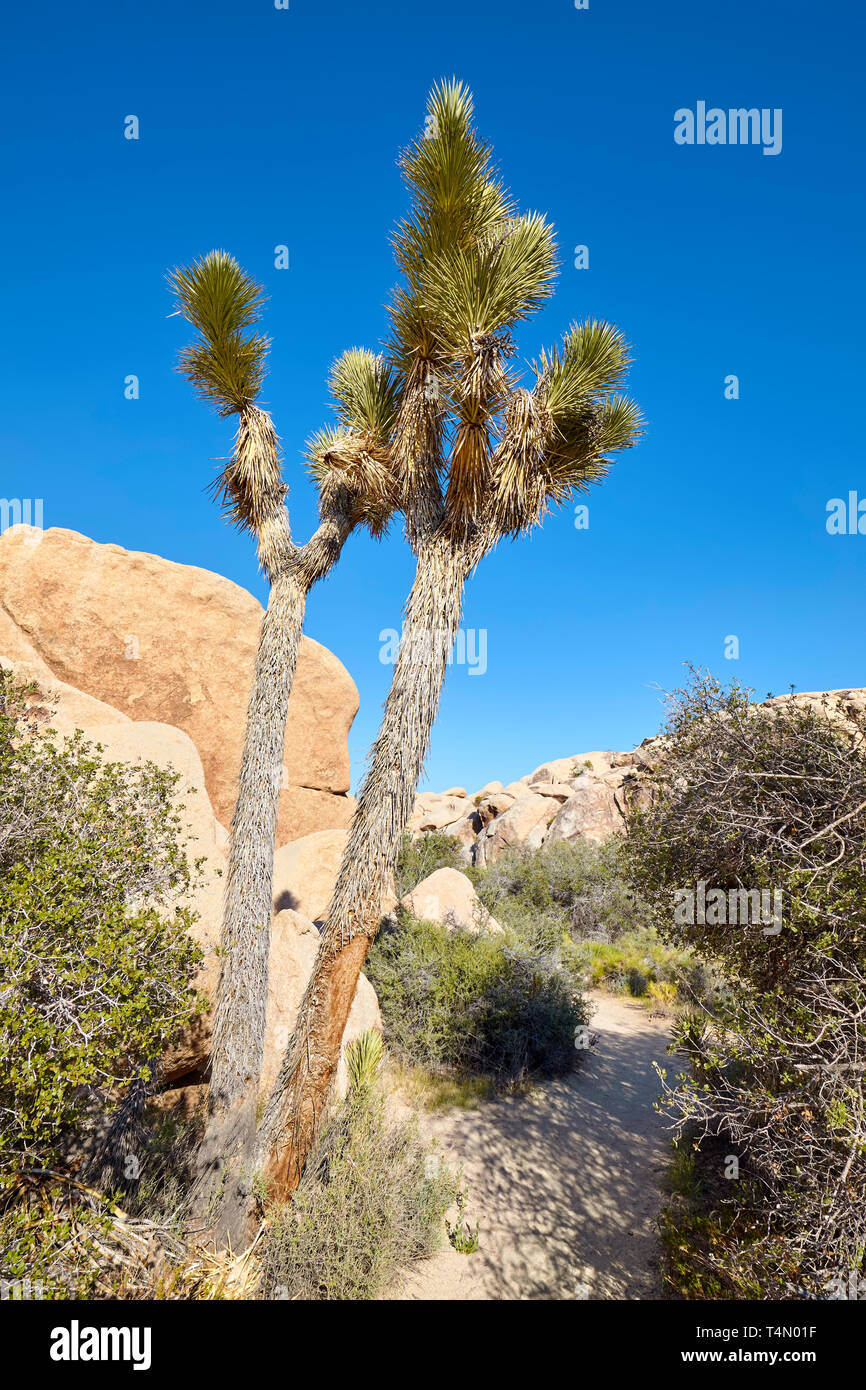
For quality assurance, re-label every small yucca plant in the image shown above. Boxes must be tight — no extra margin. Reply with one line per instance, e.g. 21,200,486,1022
345,1028,385,1094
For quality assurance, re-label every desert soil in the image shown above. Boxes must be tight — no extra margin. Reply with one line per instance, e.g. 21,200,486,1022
395,990,674,1301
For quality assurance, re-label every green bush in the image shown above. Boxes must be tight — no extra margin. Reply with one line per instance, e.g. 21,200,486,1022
469,839,707,1005
258,1060,455,1301
473,838,651,944
394,829,464,897
366,913,587,1084
0,667,204,1175
623,669,866,1294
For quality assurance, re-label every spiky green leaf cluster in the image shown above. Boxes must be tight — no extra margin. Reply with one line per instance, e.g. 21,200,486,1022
173,85,642,547
490,319,643,534
305,426,397,539
389,79,520,370
329,349,400,446
419,213,557,359
539,320,644,495
169,251,269,416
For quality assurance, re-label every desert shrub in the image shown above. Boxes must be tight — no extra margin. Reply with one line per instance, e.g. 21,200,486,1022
0,1180,121,1299
474,838,652,944
470,839,706,1007
395,829,464,896
366,913,587,1084
0,666,204,1177
647,980,677,1016
258,1036,455,1300
572,928,712,1003
623,669,866,1296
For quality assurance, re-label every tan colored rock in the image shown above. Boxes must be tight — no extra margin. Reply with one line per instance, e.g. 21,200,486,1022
441,786,467,798
477,790,515,821
630,738,664,771
285,786,356,841
415,799,469,832
473,793,561,866
526,781,573,803
448,811,483,848
0,526,358,845
1,654,132,733
546,780,625,845
610,751,636,769
527,752,619,784
148,1083,209,1122
272,828,348,922
271,827,396,925
526,756,580,784
401,867,502,935
472,780,504,800
764,687,866,734
503,780,528,798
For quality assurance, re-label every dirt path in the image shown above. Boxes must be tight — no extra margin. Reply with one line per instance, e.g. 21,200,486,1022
396,991,673,1301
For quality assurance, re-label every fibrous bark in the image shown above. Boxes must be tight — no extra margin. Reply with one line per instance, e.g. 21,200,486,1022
256,534,473,1200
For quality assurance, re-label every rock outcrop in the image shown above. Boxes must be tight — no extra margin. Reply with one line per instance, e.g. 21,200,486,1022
272,828,349,922
411,747,656,865
400,867,502,935
0,526,357,846
411,688,866,865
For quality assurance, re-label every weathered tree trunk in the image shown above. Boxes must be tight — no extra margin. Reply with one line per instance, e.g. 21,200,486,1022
193,485,352,1248
192,568,305,1245
255,535,471,1203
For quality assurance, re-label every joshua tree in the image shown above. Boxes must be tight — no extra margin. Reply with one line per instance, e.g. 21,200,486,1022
169,255,398,1241
255,80,643,1206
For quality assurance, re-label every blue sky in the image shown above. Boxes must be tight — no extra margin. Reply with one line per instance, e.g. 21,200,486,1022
2,0,864,793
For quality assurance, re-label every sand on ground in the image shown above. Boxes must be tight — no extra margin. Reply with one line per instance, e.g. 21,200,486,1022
395,990,673,1301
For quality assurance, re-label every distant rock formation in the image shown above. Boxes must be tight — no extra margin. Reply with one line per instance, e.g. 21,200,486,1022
410,686,866,864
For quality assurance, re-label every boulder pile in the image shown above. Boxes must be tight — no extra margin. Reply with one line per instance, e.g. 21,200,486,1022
407,748,658,866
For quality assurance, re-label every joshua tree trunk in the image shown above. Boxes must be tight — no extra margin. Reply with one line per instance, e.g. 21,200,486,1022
255,534,472,1204
191,569,304,1240
193,486,352,1247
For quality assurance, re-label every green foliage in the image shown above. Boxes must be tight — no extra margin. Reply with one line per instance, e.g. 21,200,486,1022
366,912,587,1086
535,320,643,492
473,838,643,939
169,251,269,416
258,1080,455,1300
624,669,866,1293
390,78,513,366
328,349,400,446
470,839,704,1004
0,667,203,1174
446,1185,480,1254
394,829,464,897
658,1134,769,1301
0,1184,119,1300
344,1029,384,1094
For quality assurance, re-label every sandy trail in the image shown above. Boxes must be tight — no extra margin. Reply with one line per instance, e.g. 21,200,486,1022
396,991,673,1301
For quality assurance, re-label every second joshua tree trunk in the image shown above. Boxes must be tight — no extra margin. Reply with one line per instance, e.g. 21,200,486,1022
256,535,473,1197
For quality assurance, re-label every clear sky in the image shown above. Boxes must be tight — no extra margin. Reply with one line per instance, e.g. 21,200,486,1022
2,0,864,794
